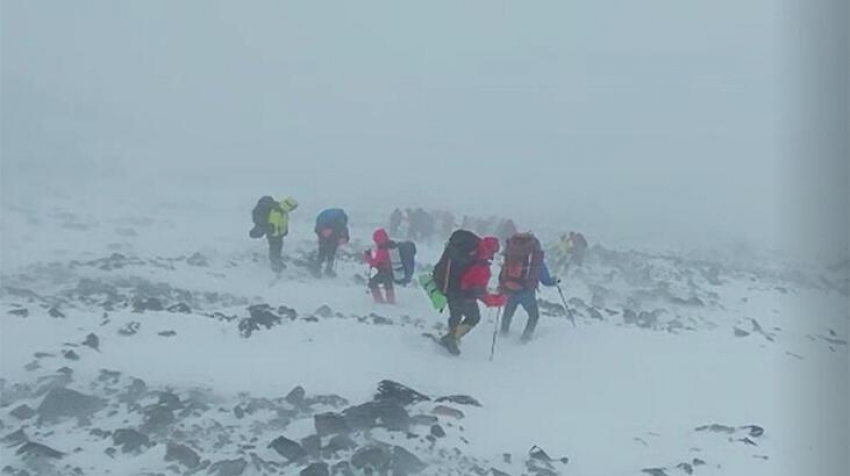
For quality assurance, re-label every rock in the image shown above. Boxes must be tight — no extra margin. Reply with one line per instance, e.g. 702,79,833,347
48,307,66,318
695,424,735,434
588,308,604,320
325,434,358,454
239,305,283,337
16,441,63,459
351,445,391,470
410,414,439,426
676,462,694,475
166,303,192,314
636,311,658,329
141,404,175,431
61,349,80,361
157,391,182,410
132,297,164,313
306,394,350,408
623,308,637,325
528,446,552,462
491,468,512,476
8,309,29,318
10,405,36,420
430,424,446,438
314,305,334,318
432,405,464,420
391,445,427,474
186,252,209,267
269,435,306,461
375,380,430,406
209,458,248,476
118,321,141,336
3,428,28,446
112,429,151,454
742,425,765,437
300,462,330,476
285,386,307,407
434,395,481,407
158,330,177,337
82,333,100,351
641,469,668,476
371,314,393,325
733,327,750,337
315,412,351,436
331,461,355,476
301,434,321,457
164,442,200,468
344,401,410,431
37,387,104,423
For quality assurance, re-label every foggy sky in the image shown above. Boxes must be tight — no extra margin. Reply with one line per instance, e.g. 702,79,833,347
2,1,847,261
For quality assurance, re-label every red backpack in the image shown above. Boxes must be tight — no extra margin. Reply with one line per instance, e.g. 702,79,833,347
499,233,543,293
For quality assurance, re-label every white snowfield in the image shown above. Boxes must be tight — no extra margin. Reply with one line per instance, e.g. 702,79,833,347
0,191,847,476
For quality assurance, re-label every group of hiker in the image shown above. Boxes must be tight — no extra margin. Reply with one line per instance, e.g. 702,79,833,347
388,208,522,246
250,196,588,356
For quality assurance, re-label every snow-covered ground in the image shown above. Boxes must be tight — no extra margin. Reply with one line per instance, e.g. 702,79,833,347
1,184,847,476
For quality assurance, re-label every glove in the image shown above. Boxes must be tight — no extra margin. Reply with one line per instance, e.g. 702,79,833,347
552,277,562,285
482,293,506,308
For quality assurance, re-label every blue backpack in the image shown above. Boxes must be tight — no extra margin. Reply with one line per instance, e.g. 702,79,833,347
315,208,348,230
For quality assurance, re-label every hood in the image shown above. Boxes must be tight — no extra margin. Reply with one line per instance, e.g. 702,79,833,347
373,228,390,246
477,236,500,260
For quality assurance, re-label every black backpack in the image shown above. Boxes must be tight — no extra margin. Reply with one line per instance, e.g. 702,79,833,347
432,230,481,296
250,196,279,238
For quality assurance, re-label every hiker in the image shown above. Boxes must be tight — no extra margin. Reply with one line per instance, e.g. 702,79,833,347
495,218,518,244
558,231,589,267
389,208,404,235
364,228,396,304
388,240,417,286
439,211,456,239
432,231,505,355
313,208,349,278
499,232,559,342
249,196,298,273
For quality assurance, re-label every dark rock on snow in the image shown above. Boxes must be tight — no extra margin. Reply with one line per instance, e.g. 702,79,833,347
315,412,351,436
37,387,104,423
375,380,430,406
269,435,306,461
434,395,481,407
209,458,248,476
344,401,410,431
164,442,201,468
10,405,36,420
112,428,152,453
16,441,64,459
82,333,100,351
300,462,330,476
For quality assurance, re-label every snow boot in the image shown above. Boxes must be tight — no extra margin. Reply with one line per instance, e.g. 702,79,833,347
440,328,461,355
370,287,385,304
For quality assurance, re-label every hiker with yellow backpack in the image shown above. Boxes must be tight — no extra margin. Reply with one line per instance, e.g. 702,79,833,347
250,196,299,273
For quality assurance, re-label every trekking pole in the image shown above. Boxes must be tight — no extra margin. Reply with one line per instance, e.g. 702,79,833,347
489,306,502,362
556,284,576,327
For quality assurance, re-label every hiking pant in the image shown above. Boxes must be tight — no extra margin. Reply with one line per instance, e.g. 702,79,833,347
447,298,481,330
316,237,338,270
369,269,394,291
267,235,284,272
501,291,540,337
